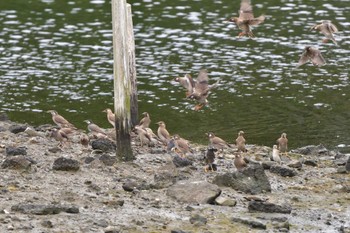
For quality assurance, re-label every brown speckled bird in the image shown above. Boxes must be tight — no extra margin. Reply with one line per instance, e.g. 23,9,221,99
234,154,247,171
205,147,218,172
207,132,232,151
138,112,151,129
47,110,76,129
228,0,265,38
310,20,338,45
187,69,219,111
298,46,326,67
156,121,171,145
277,133,288,156
174,74,195,97
102,108,116,128
84,120,107,136
236,130,247,152
134,125,153,147
173,134,193,157
80,133,90,148
50,128,69,146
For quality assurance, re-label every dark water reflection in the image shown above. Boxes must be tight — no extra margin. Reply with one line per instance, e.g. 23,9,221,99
0,0,350,151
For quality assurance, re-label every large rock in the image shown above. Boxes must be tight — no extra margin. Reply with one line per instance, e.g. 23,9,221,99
9,124,27,134
248,200,292,214
212,164,271,194
91,138,116,152
152,163,178,189
270,165,297,177
6,146,27,156
166,180,221,204
1,156,32,170
172,155,193,167
11,204,79,215
52,157,80,171
291,145,328,156
232,217,266,229
99,154,116,166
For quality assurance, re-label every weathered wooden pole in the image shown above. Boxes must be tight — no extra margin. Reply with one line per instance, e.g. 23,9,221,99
111,0,135,161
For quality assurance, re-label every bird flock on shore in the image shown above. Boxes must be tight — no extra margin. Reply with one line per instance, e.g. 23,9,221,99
34,0,339,172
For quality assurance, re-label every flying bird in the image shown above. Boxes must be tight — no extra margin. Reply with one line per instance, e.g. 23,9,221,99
297,46,326,67
186,69,219,111
310,20,338,45
174,74,195,97
228,0,265,38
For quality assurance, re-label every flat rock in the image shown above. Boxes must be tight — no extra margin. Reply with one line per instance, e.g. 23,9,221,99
270,164,297,177
6,146,27,156
122,178,150,192
11,204,79,215
99,154,116,166
287,160,302,169
91,138,116,152
189,214,207,226
52,157,80,171
9,124,27,134
261,161,276,170
172,155,193,167
291,144,328,156
167,180,221,204
1,156,32,170
214,196,237,207
248,200,292,214
212,163,271,194
304,159,318,167
152,167,178,189
232,217,266,229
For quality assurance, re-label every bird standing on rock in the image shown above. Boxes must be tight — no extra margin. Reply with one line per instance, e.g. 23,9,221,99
138,112,151,129
186,69,219,111
50,128,69,147
297,46,326,67
272,145,281,163
84,120,107,137
236,130,247,152
47,110,76,129
228,0,265,38
205,147,218,172
173,134,193,157
134,125,153,147
102,108,116,128
277,133,288,156
234,154,247,171
156,121,171,145
207,132,232,152
310,20,338,45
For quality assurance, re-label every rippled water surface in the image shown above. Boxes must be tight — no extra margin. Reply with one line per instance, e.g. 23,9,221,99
1,0,350,151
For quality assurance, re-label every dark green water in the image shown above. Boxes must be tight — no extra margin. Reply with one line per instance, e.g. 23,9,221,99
1,0,349,151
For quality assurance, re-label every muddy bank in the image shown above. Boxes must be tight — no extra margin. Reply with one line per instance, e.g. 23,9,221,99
0,116,349,233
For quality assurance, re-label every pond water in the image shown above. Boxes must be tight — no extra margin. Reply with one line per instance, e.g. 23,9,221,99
0,0,350,151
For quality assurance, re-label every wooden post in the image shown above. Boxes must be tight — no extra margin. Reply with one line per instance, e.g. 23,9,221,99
111,0,134,161
126,4,138,127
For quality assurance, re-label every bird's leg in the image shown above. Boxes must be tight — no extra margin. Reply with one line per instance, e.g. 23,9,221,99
194,104,204,111
238,32,245,37
204,166,208,172
248,31,255,38
209,163,214,172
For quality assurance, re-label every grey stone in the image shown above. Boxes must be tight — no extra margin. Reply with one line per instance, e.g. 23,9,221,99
189,214,207,226
11,204,79,215
248,200,292,214
6,146,27,156
337,166,348,174
152,170,177,189
172,155,193,167
84,157,95,164
261,161,276,169
1,156,32,170
291,144,328,156
91,138,116,152
9,125,27,134
167,180,221,204
346,156,350,172
212,163,271,194
232,217,266,229
287,160,302,169
171,230,190,233
270,164,297,177
41,220,53,228
99,154,116,166
52,157,80,171
304,159,318,167
214,196,236,207
122,178,150,192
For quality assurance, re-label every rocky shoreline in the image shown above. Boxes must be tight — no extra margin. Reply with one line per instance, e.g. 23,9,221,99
0,114,349,233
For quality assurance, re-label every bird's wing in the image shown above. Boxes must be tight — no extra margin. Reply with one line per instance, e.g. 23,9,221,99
297,51,309,67
328,23,338,33
239,0,254,20
194,69,209,94
184,74,195,94
249,15,265,26
310,49,326,66
55,115,70,125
